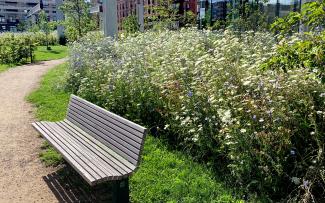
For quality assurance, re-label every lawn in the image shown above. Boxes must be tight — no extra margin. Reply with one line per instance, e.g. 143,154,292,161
34,45,69,62
0,45,68,74
0,64,10,73
27,63,243,202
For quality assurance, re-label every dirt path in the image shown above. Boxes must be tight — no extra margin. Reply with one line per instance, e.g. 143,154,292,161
0,59,65,203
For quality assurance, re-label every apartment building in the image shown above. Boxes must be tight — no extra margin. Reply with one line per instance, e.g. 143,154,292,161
90,0,197,29
0,0,56,32
198,0,313,25
176,0,197,14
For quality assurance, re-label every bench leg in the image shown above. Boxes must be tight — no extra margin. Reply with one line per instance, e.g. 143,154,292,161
112,178,129,203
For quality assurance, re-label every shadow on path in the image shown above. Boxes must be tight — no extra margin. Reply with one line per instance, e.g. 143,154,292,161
43,165,112,203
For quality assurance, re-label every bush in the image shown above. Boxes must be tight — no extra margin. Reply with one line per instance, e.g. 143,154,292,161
0,32,58,64
66,29,325,201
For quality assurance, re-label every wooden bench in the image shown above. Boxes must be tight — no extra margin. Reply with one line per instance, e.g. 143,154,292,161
32,95,147,203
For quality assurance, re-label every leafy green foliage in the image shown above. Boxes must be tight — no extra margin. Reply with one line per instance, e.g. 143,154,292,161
66,29,325,201
266,0,325,83
271,0,325,37
270,12,301,36
0,32,59,65
59,0,96,42
179,10,197,28
38,11,57,50
227,0,268,32
0,33,36,64
122,15,139,34
262,32,325,81
145,0,180,30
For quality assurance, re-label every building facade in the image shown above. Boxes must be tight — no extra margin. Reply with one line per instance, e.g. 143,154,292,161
0,0,56,32
198,0,313,24
90,0,197,30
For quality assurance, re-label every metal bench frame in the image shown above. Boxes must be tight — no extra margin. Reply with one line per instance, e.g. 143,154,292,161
32,95,147,203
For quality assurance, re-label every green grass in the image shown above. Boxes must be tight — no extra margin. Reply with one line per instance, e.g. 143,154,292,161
28,63,242,202
40,142,64,166
0,64,10,73
27,63,70,121
131,137,242,202
0,45,68,74
34,45,69,62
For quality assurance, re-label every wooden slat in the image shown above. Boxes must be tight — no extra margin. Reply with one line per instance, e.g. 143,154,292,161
67,113,138,166
68,104,141,154
70,95,147,134
69,101,143,146
62,120,136,171
32,122,97,185
56,121,133,176
43,122,119,179
38,122,106,180
70,99,145,142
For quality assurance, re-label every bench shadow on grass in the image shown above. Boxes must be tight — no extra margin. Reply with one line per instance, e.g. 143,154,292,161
43,165,112,203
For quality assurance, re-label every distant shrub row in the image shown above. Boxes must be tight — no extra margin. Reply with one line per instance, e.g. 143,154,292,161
66,29,324,202
0,32,58,64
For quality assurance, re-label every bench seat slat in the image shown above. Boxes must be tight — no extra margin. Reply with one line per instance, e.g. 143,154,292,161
43,122,120,179
32,122,98,185
69,102,143,147
67,113,139,166
33,121,135,185
70,96,146,135
58,121,135,174
62,120,136,171
68,105,141,154
37,122,109,181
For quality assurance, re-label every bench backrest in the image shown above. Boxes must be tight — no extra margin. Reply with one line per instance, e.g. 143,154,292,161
66,95,147,167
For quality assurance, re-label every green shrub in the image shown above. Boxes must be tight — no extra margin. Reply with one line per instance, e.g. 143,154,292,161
0,32,58,64
266,0,325,83
66,29,325,201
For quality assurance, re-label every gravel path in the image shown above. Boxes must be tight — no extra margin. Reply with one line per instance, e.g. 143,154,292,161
0,59,65,203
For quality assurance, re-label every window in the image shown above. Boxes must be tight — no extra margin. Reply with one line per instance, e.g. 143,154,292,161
10,26,17,32
2,25,6,30
6,9,18,12
5,1,17,5
27,3,37,6
9,16,16,22
0,16,5,23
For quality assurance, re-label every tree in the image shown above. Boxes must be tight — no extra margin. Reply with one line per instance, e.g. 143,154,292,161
17,21,27,32
38,11,56,50
227,0,268,32
59,0,96,42
265,0,325,82
145,0,179,30
271,0,325,37
122,15,139,34
181,10,197,27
